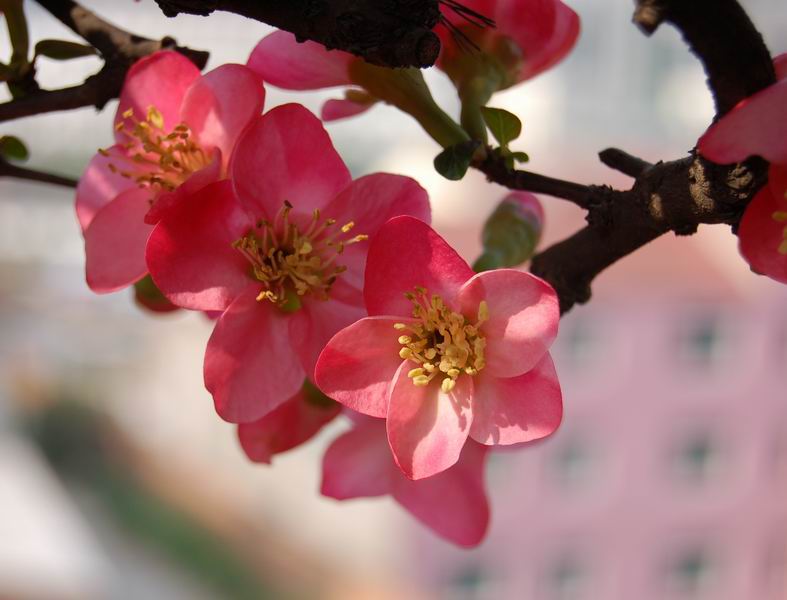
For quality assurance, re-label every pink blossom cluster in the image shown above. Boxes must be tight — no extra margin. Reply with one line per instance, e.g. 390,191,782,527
74,0,590,547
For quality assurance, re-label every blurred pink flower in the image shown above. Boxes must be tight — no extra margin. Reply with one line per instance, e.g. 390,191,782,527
76,51,265,293
238,383,341,464
437,0,580,90
699,54,787,284
322,416,490,547
146,104,431,423
315,216,562,480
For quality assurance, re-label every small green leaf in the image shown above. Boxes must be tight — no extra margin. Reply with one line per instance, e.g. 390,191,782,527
34,39,97,61
433,140,481,181
511,151,530,164
0,135,29,161
481,106,522,147
302,379,337,409
133,275,178,313
472,193,544,271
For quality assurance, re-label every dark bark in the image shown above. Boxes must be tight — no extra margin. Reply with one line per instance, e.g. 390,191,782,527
154,0,445,68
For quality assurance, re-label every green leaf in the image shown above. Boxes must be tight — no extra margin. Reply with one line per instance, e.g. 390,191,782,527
511,151,530,164
480,106,522,147
0,135,29,161
133,275,177,313
472,194,544,271
34,39,97,61
433,140,481,181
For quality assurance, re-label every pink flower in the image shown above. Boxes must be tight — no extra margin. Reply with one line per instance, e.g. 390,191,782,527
315,216,562,480
239,382,341,464
322,416,490,547
146,104,431,423
76,50,265,293
698,54,787,284
437,0,580,90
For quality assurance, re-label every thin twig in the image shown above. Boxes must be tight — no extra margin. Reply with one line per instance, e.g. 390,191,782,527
0,159,77,187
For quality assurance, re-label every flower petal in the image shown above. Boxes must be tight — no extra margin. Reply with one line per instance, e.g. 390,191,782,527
497,0,580,82
84,187,154,293
231,104,352,220
458,269,559,378
143,151,223,225
738,170,787,284
146,180,252,312
698,77,787,164
205,286,305,423
75,146,138,231
323,174,431,290
386,362,473,480
238,388,341,464
364,216,474,317
321,98,375,121
321,418,394,499
775,53,787,81
392,440,489,547
469,354,562,445
247,31,354,90
179,64,265,168
115,51,200,145
288,295,365,379
315,316,406,418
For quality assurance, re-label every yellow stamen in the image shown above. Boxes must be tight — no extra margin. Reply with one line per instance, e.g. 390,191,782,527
394,288,488,391
234,202,367,309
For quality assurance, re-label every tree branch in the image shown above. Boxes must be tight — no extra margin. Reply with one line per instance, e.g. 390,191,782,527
0,158,77,187
0,0,208,123
152,0,449,68
478,0,775,313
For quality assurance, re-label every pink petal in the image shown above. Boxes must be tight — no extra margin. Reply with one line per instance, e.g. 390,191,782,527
314,317,406,418
386,362,473,480
364,216,474,317
392,440,489,547
321,98,375,122
205,286,305,423
247,31,353,90
75,146,138,231
146,180,252,312
179,64,265,169
775,53,787,81
288,296,365,379
115,51,200,145
231,104,352,221
698,77,787,164
321,418,394,499
323,174,431,290
84,187,154,293
143,152,223,225
469,354,562,445
238,388,341,464
497,0,580,82
738,169,787,284
457,269,559,378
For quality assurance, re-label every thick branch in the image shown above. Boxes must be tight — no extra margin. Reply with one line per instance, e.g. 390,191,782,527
153,0,444,68
0,159,77,187
479,0,775,313
0,1,208,123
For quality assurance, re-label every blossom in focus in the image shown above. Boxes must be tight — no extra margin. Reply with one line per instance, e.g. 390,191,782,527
322,416,490,547
315,216,562,480
698,53,787,284
76,50,265,293
239,381,341,464
146,104,431,423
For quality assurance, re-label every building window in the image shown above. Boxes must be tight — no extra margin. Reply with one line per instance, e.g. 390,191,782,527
663,546,716,597
669,432,723,485
541,554,588,600
676,315,723,369
548,437,597,489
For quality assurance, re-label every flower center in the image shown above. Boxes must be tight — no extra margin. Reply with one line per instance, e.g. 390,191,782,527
395,287,488,393
101,105,212,192
234,202,367,311
773,209,787,255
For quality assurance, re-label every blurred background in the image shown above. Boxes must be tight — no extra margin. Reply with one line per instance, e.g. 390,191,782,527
1,1,786,598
